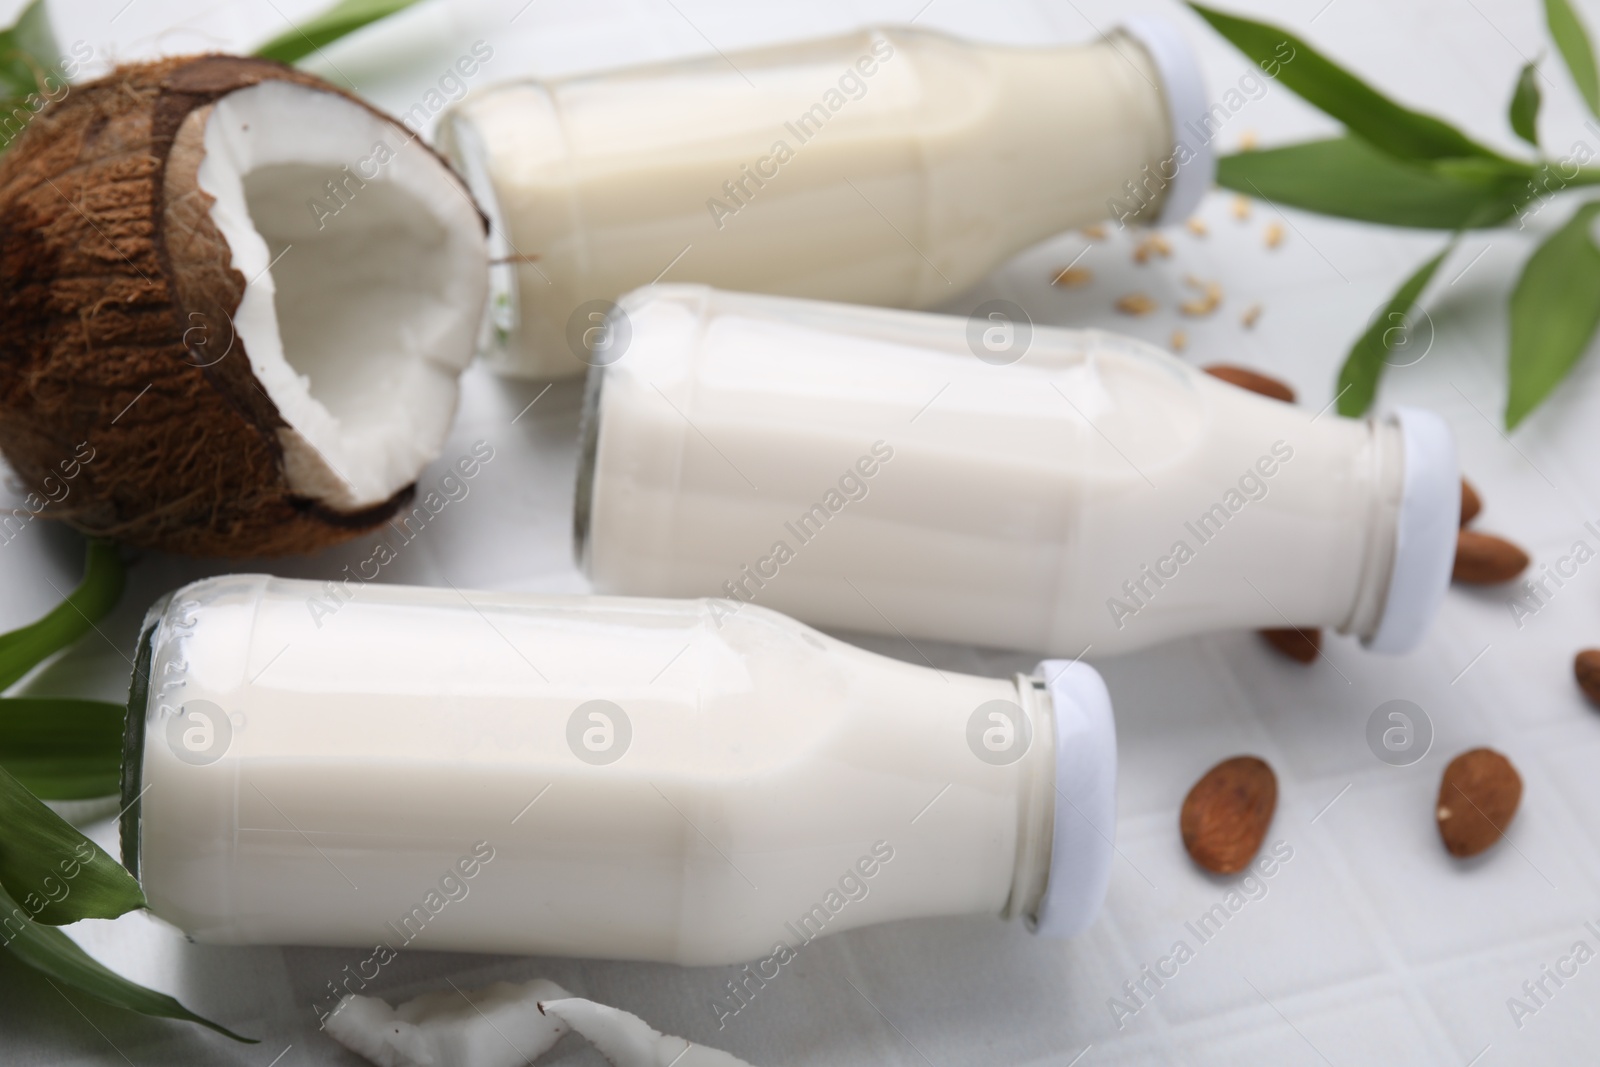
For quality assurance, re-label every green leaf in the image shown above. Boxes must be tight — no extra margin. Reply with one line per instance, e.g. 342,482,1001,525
0,0,61,157
0,541,125,693
0,698,123,800
0,883,253,1041
254,0,425,66
1190,3,1508,164
1547,0,1600,119
0,763,143,924
1510,61,1542,147
1506,201,1600,427
1218,137,1530,230
1337,242,1456,417
0,0,58,101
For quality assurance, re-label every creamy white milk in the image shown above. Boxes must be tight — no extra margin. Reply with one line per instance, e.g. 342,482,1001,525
439,20,1210,378
126,577,1115,965
578,286,1460,656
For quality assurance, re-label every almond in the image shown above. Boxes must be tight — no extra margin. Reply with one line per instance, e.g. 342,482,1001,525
1170,329,1188,353
1180,756,1277,874
1203,364,1296,404
1081,224,1107,241
1186,217,1208,237
1232,195,1251,220
1460,478,1481,526
1259,627,1320,663
1240,304,1262,329
1453,530,1529,584
1575,649,1600,706
1264,221,1285,249
1116,293,1157,316
1436,748,1521,858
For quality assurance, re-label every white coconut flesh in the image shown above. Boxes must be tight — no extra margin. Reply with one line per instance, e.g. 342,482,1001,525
322,982,761,1067
196,79,488,512
323,979,572,1067
538,997,758,1067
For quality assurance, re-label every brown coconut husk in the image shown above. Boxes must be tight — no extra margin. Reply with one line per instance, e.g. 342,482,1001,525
0,55,477,557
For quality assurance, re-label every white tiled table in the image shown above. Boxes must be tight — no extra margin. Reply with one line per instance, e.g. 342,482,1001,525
6,0,1600,1062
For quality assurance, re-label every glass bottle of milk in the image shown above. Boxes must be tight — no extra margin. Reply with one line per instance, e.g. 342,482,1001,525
125,576,1116,965
439,17,1211,379
576,285,1461,658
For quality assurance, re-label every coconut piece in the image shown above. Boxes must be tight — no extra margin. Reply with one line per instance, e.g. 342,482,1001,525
323,979,571,1067
538,998,758,1067
0,55,489,555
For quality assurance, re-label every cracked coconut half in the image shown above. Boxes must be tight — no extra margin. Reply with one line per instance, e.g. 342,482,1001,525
0,55,489,555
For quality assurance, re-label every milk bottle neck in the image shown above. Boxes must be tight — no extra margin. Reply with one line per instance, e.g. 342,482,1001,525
1359,407,1459,653
1014,659,1118,938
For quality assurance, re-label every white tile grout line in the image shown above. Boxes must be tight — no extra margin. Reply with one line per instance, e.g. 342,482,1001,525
1284,779,1544,1063
1102,600,1600,1058
1149,638,1474,1061
1096,898,1193,1063
1242,975,1338,1067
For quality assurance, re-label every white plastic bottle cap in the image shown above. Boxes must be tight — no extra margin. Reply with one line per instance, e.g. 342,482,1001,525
1031,658,1118,939
1119,15,1215,227
1365,407,1460,654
